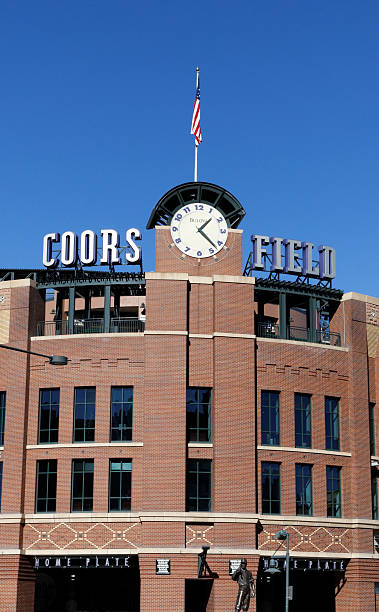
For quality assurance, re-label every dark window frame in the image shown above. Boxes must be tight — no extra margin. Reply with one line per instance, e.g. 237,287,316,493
73,387,96,443
326,465,342,517
38,388,60,444
325,396,340,451
35,459,57,513
0,392,5,446
295,393,312,448
71,459,94,512
186,459,212,512
369,403,376,456
110,387,133,442
0,462,3,511
262,462,281,514
261,391,280,446
372,473,378,521
109,459,132,512
186,388,212,443
295,463,313,516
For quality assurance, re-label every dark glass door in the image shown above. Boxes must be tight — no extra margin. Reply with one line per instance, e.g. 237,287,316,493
257,569,336,612
185,578,213,612
35,568,140,612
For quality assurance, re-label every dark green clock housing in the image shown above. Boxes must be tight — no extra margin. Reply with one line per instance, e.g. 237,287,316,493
146,181,245,230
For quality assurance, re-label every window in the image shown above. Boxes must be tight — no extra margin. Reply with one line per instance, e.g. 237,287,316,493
109,460,132,511
38,389,59,444
0,392,5,446
186,388,212,443
261,391,280,446
186,459,212,511
73,388,95,443
326,466,341,517
296,464,313,515
372,474,378,520
110,387,133,442
262,462,281,514
370,403,376,456
374,530,379,553
0,463,2,511
325,397,340,451
36,460,57,513
71,459,94,511
295,393,312,448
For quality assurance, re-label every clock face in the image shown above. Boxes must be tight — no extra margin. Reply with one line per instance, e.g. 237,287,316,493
170,204,228,258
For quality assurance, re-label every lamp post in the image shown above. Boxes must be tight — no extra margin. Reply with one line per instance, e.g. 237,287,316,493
0,344,68,365
276,530,290,612
265,529,290,612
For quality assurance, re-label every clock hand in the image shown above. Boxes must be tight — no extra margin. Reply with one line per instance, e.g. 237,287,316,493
198,217,212,232
198,228,217,249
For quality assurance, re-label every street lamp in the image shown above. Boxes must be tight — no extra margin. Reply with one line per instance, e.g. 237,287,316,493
0,344,68,365
265,529,290,612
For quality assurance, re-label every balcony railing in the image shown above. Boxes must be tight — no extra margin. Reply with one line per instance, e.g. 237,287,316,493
257,322,341,346
37,318,145,336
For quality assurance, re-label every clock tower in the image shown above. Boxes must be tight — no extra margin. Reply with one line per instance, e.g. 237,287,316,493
146,181,246,275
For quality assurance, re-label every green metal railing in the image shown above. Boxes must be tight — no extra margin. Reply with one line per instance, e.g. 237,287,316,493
257,323,341,346
37,318,145,336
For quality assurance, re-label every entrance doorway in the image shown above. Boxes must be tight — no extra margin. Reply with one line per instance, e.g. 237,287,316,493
257,567,338,612
34,567,140,612
185,578,213,612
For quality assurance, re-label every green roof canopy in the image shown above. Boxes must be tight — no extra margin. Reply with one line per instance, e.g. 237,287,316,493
146,181,245,229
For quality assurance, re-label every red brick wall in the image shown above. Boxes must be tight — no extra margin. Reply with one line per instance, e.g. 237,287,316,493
0,261,378,612
154,226,243,276
0,555,35,612
335,559,377,612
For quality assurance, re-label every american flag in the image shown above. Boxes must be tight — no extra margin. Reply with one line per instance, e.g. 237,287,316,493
191,78,202,145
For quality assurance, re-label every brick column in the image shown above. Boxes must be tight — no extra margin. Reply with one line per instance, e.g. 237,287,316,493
213,280,255,514
344,299,372,521
139,554,186,612
335,559,376,612
0,281,44,532
142,275,188,512
0,555,35,612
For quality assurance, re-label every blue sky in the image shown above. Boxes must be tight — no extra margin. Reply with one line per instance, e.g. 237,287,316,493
0,0,378,295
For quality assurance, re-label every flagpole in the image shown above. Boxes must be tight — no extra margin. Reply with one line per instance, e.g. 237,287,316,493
194,67,199,182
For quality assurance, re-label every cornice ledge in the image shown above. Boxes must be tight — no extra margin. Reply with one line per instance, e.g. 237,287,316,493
257,337,349,351
145,272,189,281
257,445,352,457
31,332,144,341
144,330,188,336
211,274,254,284
27,442,144,450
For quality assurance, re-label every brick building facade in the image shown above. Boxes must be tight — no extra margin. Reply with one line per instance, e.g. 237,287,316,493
0,182,378,611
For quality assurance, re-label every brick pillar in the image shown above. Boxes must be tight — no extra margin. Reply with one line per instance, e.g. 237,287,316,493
344,299,372,521
140,578,185,612
213,280,255,514
139,554,186,612
142,276,188,512
0,281,44,524
335,559,376,612
0,555,35,612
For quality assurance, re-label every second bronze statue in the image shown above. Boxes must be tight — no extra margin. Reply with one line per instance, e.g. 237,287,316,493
232,558,255,612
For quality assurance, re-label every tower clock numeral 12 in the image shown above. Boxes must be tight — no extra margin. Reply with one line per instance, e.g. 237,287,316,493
170,204,229,259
